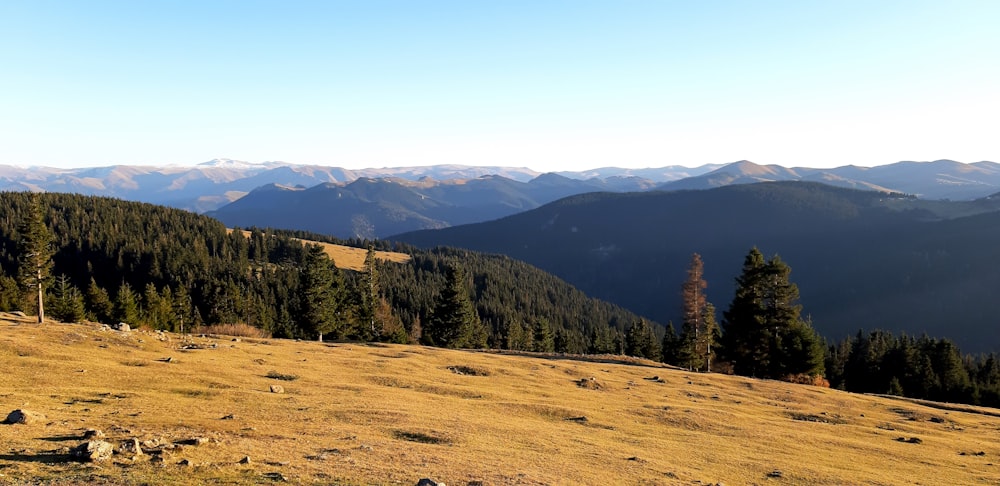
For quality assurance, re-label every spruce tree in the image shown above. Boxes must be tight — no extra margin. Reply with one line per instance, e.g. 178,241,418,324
533,318,555,353
721,247,769,376
425,262,483,349
359,245,380,339
85,278,114,324
722,247,824,379
299,244,345,341
114,282,140,324
48,274,86,323
17,194,53,323
661,323,679,364
625,319,660,360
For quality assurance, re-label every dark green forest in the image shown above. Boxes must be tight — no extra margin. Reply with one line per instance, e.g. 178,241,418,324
0,192,647,354
826,330,1000,408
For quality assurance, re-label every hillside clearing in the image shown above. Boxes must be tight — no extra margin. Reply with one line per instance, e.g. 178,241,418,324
227,229,411,271
0,315,998,485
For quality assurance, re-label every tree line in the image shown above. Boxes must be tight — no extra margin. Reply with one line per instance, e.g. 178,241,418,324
825,330,1000,407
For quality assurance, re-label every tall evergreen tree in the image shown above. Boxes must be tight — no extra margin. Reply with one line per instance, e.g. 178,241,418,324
424,262,483,348
721,247,824,379
533,318,555,353
17,194,53,323
299,244,346,341
114,282,140,324
721,247,769,375
359,245,380,339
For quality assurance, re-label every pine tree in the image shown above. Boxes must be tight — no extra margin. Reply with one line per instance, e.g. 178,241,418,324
625,319,660,360
48,274,86,323
699,303,720,372
299,244,346,341
114,282,140,324
721,247,769,376
661,323,679,364
721,247,824,379
533,318,555,353
17,194,53,323
424,262,482,348
85,278,114,324
359,245,380,338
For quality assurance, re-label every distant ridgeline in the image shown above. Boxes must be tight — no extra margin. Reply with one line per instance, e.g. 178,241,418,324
0,192,648,354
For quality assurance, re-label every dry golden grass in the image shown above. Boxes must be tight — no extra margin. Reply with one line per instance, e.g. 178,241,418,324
227,229,410,271
1,314,999,485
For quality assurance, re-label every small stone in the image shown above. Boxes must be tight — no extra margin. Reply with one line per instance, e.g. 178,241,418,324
142,438,164,449
239,455,252,464
221,414,235,420
119,438,143,456
416,479,444,486
72,440,114,462
263,472,288,481
270,385,285,394
4,409,45,425
115,322,131,332
767,470,783,478
232,338,241,342
150,455,165,464
83,429,105,439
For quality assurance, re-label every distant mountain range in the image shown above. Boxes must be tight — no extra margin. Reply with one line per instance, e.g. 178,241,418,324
658,159,1000,200
393,181,1000,353
0,159,715,213
208,159,1000,238
205,173,661,239
5,158,1000,237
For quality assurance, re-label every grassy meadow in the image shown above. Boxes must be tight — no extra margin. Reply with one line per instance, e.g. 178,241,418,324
227,229,411,271
1,314,998,485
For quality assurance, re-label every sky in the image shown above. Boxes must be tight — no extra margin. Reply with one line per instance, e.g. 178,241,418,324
1,1,998,172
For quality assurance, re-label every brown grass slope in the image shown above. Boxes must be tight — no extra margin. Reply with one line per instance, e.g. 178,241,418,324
1,315,998,485
228,229,411,271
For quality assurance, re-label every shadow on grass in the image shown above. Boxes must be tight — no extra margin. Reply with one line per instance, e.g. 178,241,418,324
0,452,75,464
37,434,86,442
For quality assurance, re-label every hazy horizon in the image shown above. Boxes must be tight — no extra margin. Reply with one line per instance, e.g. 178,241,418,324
9,156,999,174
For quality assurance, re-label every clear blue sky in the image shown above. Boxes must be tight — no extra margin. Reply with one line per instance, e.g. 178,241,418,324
1,1,998,171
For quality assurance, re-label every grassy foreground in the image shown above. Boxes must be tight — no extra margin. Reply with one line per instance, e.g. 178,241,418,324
1,314,998,485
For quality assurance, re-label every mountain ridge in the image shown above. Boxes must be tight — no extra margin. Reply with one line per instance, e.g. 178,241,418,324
392,181,1000,353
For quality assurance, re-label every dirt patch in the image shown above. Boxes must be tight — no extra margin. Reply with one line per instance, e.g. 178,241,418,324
394,430,452,445
576,377,603,390
448,365,491,376
788,412,847,425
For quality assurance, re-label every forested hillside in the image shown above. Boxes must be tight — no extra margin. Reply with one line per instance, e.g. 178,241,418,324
395,181,1000,353
0,192,648,353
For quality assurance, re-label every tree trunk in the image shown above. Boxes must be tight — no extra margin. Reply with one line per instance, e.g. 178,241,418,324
318,332,323,342
36,268,44,324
